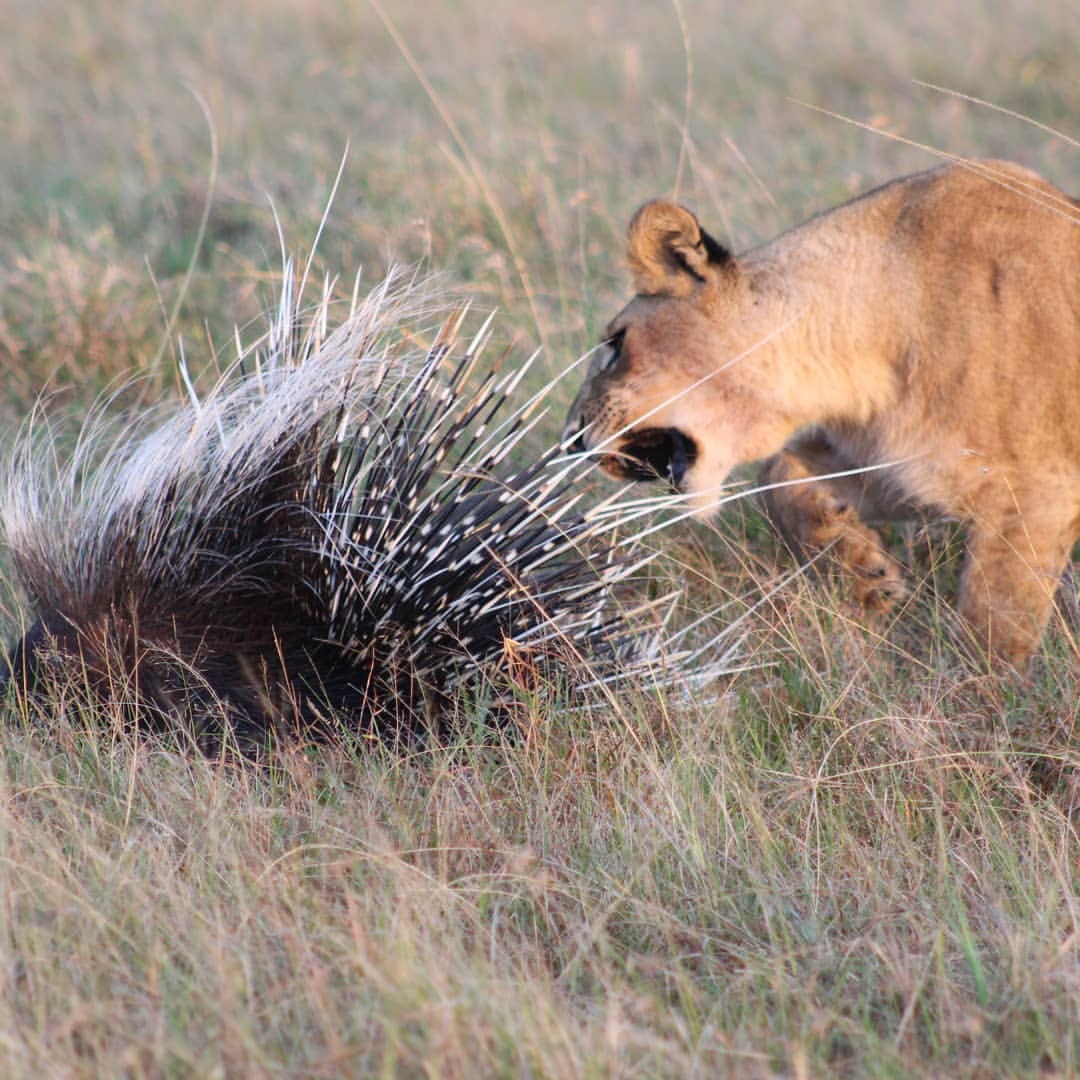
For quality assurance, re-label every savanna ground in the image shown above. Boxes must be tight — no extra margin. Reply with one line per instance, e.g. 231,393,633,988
0,0,1078,1075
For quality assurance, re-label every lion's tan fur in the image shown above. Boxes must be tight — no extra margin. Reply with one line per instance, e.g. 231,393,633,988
564,159,1079,666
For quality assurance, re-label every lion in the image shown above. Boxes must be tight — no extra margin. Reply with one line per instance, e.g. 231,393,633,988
563,159,1079,668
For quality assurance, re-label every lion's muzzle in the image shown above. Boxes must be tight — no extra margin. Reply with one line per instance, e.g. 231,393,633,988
565,423,698,491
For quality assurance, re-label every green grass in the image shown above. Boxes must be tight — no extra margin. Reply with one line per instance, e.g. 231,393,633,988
0,0,1077,1075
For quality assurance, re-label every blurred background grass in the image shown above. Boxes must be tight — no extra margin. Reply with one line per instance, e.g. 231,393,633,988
2,0,1074,399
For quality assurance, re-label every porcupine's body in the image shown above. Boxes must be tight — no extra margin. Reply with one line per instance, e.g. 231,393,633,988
1,271,727,749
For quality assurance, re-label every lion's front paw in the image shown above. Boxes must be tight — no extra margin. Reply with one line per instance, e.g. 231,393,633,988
849,545,909,614
814,511,908,615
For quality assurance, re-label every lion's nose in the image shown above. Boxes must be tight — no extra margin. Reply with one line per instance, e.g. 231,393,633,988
562,419,587,454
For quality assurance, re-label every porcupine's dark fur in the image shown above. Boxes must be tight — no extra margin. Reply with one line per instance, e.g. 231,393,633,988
0,269,728,750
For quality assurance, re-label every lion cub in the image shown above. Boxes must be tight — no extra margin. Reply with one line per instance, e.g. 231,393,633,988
563,160,1079,667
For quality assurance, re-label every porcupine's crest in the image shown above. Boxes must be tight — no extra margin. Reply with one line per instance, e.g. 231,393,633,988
0,267,745,747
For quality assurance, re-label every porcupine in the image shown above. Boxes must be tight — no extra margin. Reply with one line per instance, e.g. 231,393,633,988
0,266,736,750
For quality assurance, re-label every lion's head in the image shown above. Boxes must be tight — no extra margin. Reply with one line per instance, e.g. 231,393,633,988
563,199,797,509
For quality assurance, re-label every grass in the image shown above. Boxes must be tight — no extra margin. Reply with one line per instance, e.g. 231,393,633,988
0,0,1077,1075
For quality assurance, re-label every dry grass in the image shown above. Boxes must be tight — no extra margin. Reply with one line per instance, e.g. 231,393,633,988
0,0,1077,1075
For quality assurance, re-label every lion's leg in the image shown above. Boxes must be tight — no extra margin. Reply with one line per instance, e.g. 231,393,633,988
759,430,907,613
957,512,1074,668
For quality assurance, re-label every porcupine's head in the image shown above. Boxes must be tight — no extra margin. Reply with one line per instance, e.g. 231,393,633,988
0,270,743,750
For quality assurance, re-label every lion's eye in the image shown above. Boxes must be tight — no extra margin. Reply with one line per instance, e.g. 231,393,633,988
601,330,625,372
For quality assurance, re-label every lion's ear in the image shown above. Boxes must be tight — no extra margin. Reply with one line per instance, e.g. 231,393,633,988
626,199,733,296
